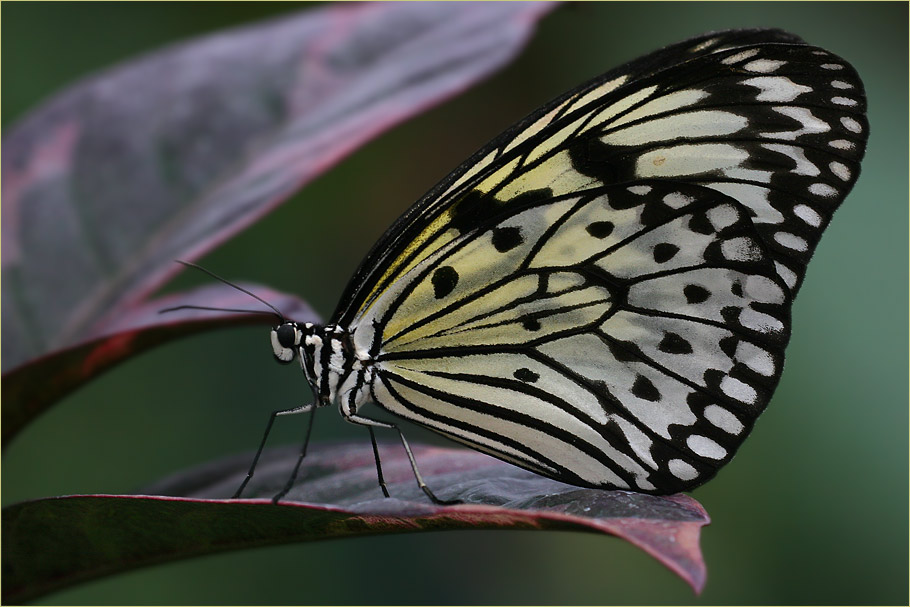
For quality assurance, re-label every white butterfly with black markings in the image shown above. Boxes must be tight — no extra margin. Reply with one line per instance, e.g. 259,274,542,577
225,28,867,503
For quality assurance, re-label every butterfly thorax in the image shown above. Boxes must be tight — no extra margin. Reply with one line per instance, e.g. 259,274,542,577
271,321,372,411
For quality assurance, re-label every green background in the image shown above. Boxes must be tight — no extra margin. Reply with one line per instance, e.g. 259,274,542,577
3,2,907,604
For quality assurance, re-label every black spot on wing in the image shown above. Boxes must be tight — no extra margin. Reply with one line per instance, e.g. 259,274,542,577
514,368,540,383
586,221,615,238
653,242,680,263
719,335,739,359
632,374,661,402
686,390,712,409
449,191,500,234
567,137,636,184
658,331,693,354
606,338,646,363
492,226,524,252
522,317,541,331
683,284,711,304
432,266,459,299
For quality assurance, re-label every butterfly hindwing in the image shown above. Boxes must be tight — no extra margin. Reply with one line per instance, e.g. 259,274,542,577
352,182,789,492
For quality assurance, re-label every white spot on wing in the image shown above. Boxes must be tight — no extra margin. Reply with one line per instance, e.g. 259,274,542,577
735,342,776,376
668,459,698,480
739,308,784,335
821,63,844,70
763,107,830,141
829,139,854,150
721,48,760,64
829,161,851,181
720,375,758,404
627,185,652,195
809,183,838,197
832,96,858,107
841,116,862,133
663,191,694,209
831,80,853,89
687,435,728,459
704,405,745,434
708,204,739,230
744,59,785,73
794,204,822,227
742,76,812,102
721,237,763,261
775,261,798,289
774,231,809,252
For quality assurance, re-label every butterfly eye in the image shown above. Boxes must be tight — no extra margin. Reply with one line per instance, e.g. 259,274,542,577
276,323,299,348
271,323,299,364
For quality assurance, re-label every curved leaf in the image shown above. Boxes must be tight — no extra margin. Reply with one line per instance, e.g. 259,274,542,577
3,443,709,603
1,283,318,445
1,1,557,438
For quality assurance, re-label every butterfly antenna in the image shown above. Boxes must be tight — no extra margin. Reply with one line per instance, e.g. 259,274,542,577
158,304,279,317
171,260,286,322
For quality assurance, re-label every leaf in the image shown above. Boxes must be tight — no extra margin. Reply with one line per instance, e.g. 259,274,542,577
3,442,709,603
1,2,558,440
1,283,318,446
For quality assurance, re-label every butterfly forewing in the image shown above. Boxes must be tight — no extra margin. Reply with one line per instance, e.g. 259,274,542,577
330,29,866,494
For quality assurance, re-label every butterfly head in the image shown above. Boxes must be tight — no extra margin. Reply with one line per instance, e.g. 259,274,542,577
270,321,304,364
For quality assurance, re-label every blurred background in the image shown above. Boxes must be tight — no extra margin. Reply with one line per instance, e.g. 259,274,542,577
3,2,907,604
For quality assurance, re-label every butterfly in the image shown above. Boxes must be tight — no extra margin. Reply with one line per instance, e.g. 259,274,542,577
229,28,867,503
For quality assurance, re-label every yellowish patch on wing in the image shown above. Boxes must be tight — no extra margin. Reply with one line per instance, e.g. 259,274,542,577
387,274,539,348
601,109,747,146
359,217,458,318
500,103,566,156
474,157,521,194
493,151,598,202
636,143,748,179
389,284,612,352
607,89,708,130
560,74,630,116
439,149,497,199
582,85,658,134
524,115,587,165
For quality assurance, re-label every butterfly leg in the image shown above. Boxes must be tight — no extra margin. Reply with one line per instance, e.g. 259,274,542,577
232,403,315,501
344,412,461,505
367,426,391,498
271,403,318,504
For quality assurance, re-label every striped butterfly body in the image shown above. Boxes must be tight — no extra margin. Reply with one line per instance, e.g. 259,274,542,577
254,28,867,500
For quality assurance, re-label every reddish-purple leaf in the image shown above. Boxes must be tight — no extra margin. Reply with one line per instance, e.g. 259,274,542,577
2,443,709,603
1,283,318,445
1,2,557,439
